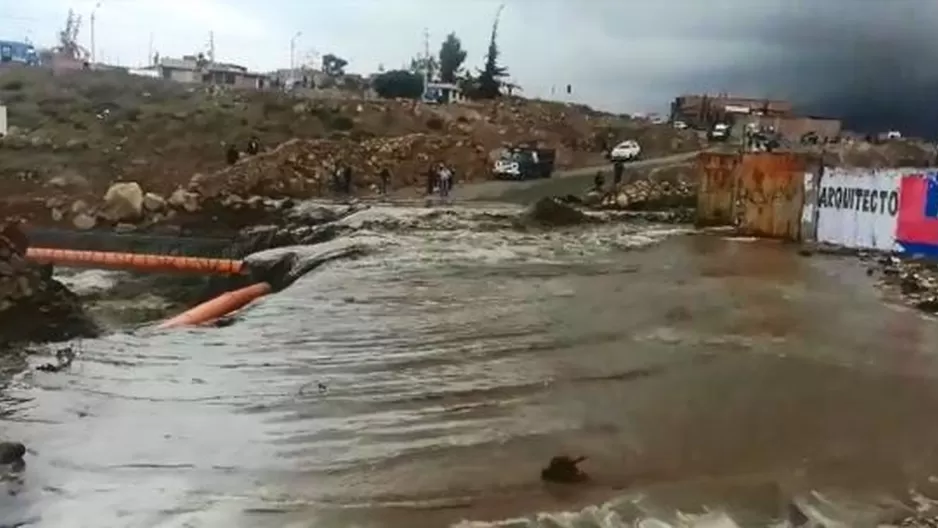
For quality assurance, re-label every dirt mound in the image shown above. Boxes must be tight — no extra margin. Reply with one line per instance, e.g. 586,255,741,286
0,219,98,346
192,134,487,200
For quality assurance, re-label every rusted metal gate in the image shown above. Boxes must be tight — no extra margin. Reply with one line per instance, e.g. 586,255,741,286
696,152,739,226
735,153,807,240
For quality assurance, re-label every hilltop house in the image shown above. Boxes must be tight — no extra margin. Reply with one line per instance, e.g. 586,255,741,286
423,82,464,104
143,55,268,89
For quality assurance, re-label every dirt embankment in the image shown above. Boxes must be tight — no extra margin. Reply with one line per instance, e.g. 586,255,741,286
0,67,701,232
0,220,98,348
820,138,937,168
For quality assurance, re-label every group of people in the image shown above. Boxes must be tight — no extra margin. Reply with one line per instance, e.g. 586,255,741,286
225,136,262,165
425,163,456,200
328,165,393,197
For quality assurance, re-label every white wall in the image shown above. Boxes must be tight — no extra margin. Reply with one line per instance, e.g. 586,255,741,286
815,167,905,251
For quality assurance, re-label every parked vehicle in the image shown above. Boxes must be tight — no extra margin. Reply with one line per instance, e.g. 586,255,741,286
608,140,642,162
708,122,730,142
672,120,688,130
0,40,38,66
492,146,556,180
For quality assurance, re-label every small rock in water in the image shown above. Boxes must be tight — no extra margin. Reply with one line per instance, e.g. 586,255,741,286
540,455,589,483
0,442,26,465
523,197,590,227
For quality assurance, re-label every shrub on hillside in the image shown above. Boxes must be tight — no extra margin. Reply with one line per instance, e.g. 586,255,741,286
372,70,424,100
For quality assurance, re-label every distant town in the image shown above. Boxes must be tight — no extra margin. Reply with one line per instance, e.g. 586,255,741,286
4,9,912,148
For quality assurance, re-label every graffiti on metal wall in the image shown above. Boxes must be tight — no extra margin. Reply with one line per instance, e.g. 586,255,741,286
815,168,903,251
896,171,938,257
693,158,938,253
696,152,738,226
735,153,806,240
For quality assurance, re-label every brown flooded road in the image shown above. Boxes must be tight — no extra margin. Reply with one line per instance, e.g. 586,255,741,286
2,206,938,527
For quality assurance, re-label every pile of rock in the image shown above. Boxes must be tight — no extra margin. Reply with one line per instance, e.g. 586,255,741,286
874,256,938,313
584,179,696,211
0,220,97,346
42,178,298,232
191,133,489,201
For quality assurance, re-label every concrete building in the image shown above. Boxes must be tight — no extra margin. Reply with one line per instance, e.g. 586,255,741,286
423,82,464,104
745,115,842,143
671,94,793,128
149,55,268,89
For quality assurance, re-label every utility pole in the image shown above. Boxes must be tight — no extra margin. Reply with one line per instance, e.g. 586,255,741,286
207,31,215,64
422,27,430,93
90,1,102,64
290,31,301,84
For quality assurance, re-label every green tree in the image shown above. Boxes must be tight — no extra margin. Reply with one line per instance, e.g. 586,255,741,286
322,53,348,76
438,32,467,83
476,5,508,99
372,70,425,99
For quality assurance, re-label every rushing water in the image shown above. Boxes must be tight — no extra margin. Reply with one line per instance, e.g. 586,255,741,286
4,204,938,527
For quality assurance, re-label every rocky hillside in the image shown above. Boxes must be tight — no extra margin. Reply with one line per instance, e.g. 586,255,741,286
0,220,98,346
0,67,701,228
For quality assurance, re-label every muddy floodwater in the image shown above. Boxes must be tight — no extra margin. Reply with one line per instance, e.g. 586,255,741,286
3,204,938,527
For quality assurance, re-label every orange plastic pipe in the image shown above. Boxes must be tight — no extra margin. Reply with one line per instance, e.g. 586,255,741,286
157,282,272,329
25,247,245,275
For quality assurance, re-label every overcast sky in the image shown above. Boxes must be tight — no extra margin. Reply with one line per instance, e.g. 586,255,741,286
3,0,938,135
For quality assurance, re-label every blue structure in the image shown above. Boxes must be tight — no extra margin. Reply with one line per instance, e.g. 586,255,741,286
0,40,39,66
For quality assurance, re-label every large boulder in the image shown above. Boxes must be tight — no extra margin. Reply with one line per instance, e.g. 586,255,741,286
100,182,144,222
0,220,98,346
168,188,201,212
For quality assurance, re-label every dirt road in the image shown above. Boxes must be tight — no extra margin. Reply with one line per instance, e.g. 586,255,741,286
452,150,702,203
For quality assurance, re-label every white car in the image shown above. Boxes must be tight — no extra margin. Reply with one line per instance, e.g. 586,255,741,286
673,120,688,130
493,158,520,177
609,140,641,162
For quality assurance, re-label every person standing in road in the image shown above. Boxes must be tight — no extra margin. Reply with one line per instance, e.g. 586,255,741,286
342,166,353,195
593,171,605,192
225,143,239,165
331,165,342,195
425,166,437,196
379,167,391,196
613,161,624,188
438,164,452,201
246,136,260,156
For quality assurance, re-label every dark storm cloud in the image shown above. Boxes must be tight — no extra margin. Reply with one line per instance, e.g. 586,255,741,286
547,0,938,136
747,1,938,137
